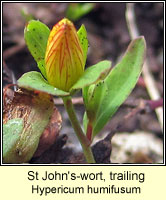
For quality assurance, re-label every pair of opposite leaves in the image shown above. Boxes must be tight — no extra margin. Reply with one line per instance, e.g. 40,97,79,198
18,20,146,140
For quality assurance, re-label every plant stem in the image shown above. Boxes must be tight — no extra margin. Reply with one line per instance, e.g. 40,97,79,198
62,96,95,163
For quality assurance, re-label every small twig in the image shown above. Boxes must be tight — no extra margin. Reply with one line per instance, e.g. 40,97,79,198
125,3,163,131
54,97,83,105
54,96,163,111
99,97,163,161
54,97,140,107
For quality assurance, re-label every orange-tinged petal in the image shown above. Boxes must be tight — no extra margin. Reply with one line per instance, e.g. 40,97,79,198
45,18,84,92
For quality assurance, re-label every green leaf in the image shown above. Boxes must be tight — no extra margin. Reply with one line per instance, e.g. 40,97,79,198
77,24,88,65
3,118,23,158
84,36,146,138
70,60,111,92
66,3,94,21
17,71,70,97
83,80,109,141
24,20,50,78
3,92,54,163
83,80,108,122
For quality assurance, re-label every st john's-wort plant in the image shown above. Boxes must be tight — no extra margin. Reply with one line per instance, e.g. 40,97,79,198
3,18,146,164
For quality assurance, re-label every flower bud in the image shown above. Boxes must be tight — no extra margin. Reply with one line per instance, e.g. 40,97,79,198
45,18,84,92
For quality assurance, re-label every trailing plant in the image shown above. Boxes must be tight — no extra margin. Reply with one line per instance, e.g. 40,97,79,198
3,18,146,163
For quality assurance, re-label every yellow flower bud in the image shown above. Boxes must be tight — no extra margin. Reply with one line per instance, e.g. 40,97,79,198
45,18,85,92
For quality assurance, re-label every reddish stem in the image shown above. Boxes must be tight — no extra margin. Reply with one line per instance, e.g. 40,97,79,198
146,99,163,110
86,122,93,142
137,76,146,87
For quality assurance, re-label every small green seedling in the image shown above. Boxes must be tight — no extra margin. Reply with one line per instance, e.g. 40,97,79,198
66,3,95,21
